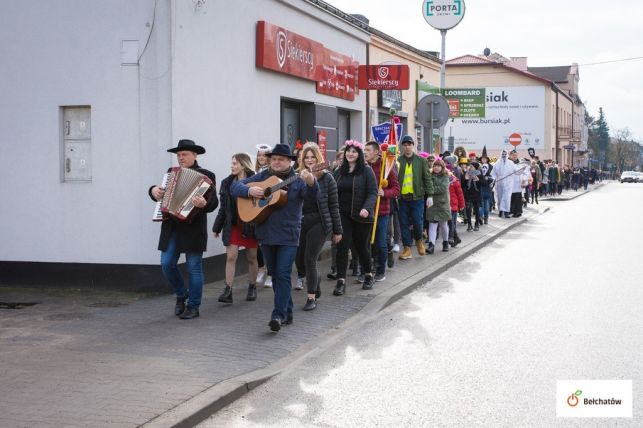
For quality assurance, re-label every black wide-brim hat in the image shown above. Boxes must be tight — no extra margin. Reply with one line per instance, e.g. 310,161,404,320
266,143,297,160
167,139,206,154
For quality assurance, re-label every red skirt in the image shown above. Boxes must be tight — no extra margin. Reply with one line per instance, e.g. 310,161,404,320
229,223,258,249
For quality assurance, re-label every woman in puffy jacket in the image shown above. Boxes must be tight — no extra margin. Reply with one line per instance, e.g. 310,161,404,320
426,159,451,254
212,153,259,303
294,143,343,311
332,140,378,295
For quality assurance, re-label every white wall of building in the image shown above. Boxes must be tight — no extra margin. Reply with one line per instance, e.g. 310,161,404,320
0,0,367,266
0,0,172,264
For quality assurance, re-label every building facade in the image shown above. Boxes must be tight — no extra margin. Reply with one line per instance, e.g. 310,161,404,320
0,0,368,289
366,27,441,151
445,54,575,163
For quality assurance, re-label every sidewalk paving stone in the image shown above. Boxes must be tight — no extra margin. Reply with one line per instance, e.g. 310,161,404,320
0,183,603,427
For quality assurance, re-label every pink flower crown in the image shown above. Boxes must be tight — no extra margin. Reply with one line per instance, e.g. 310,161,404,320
344,140,364,150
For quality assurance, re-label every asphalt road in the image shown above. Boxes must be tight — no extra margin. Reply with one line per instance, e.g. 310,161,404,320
200,182,643,427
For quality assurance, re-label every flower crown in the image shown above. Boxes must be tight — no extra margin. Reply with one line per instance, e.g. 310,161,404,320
344,140,363,150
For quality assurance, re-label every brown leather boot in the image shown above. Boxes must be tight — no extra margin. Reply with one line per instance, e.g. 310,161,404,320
399,246,412,260
415,239,426,256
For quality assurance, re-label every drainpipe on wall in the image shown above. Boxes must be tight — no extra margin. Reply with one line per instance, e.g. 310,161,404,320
555,89,559,163
365,42,370,139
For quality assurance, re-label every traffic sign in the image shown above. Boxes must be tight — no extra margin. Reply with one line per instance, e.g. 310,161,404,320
509,132,522,147
422,0,466,30
417,94,450,129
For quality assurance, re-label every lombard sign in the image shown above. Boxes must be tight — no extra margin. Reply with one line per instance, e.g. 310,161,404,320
422,0,466,30
358,65,410,90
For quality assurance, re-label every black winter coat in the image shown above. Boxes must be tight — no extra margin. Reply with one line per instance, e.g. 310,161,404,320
304,171,343,236
333,165,378,223
461,171,482,202
149,161,218,252
212,175,255,246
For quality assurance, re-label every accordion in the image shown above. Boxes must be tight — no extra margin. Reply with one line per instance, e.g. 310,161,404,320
152,167,213,222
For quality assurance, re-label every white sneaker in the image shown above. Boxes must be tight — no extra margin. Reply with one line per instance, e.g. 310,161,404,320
393,244,400,253
263,276,272,288
256,269,266,284
294,277,305,290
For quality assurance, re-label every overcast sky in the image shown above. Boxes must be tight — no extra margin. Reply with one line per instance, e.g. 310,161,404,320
328,0,643,141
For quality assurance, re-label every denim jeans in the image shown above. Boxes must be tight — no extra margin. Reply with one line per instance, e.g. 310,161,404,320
261,244,297,321
399,199,424,246
480,187,492,218
160,233,204,308
374,215,389,275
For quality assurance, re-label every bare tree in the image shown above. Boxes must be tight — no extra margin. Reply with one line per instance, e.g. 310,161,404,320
609,128,640,172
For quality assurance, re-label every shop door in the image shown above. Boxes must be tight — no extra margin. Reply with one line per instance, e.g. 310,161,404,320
281,102,300,149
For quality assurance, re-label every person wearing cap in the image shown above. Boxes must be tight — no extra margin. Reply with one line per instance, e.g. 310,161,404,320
149,139,219,319
397,135,434,259
231,143,318,332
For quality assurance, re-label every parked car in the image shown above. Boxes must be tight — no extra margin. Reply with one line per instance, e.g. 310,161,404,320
620,171,641,183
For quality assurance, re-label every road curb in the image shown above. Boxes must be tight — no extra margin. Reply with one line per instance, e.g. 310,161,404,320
143,207,552,428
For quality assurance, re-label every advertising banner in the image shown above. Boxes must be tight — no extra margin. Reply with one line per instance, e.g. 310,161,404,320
256,21,358,101
316,49,358,101
358,65,410,90
445,86,545,151
317,130,327,160
256,21,323,81
442,88,486,118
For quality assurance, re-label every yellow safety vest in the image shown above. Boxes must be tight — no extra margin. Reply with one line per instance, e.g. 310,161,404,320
401,162,413,194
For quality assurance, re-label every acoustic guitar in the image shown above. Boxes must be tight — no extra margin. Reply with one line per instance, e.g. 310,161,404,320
237,161,329,224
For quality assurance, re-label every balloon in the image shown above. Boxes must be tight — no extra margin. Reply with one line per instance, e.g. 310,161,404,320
380,143,389,152
388,146,397,154
393,116,401,124
380,179,389,188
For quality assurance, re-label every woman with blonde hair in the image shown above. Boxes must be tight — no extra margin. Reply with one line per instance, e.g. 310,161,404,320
295,142,342,310
213,153,259,303
254,144,271,286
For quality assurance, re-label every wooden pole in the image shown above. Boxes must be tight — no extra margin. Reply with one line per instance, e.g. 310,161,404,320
370,155,387,244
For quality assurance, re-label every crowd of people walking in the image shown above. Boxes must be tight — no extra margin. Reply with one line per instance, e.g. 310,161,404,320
149,137,597,331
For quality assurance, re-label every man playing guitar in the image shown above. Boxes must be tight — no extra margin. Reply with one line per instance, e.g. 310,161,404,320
231,144,317,332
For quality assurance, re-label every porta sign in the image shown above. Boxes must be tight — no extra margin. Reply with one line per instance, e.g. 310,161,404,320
358,65,410,90
422,0,466,30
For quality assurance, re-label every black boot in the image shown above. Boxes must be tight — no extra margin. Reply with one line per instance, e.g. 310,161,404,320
218,284,233,304
174,295,188,316
179,306,199,319
303,298,317,311
466,222,473,231
246,284,257,301
453,232,461,247
427,242,435,254
327,267,337,280
315,272,321,299
442,241,449,252
333,279,346,296
474,223,479,231
362,274,374,290
483,216,488,224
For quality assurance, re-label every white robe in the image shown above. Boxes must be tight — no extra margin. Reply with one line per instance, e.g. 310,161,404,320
491,158,516,212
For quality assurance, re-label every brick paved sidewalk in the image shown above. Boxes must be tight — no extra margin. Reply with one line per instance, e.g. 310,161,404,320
1,189,593,428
